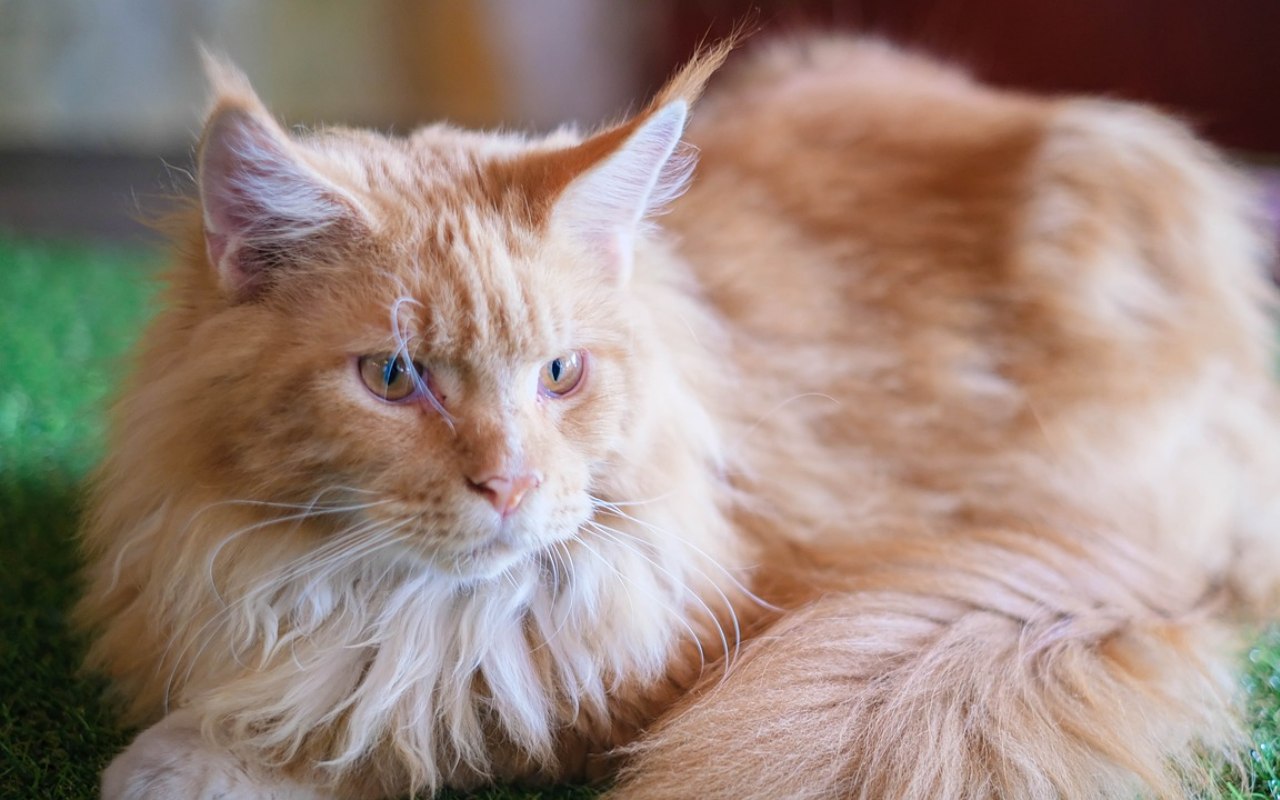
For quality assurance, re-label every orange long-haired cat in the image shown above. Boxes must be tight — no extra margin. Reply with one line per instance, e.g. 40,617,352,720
80,36,1280,800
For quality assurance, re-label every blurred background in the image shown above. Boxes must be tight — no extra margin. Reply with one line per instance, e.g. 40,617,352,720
0,0,1278,243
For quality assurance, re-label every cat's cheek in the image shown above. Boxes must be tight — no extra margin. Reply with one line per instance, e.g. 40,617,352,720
102,711,332,800
556,465,598,534
548,390,621,463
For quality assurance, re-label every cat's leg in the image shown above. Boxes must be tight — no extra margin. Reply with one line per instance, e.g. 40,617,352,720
607,534,1242,800
102,710,333,800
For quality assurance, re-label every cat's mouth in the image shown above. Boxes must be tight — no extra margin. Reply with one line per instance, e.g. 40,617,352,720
378,492,587,582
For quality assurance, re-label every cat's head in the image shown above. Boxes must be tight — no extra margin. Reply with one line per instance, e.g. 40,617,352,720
160,52,725,583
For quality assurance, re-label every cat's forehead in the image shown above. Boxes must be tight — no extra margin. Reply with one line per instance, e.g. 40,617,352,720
310,123,579,204
308,125,556,256
301,124,607,362
393,220,565,363
311,129,580,363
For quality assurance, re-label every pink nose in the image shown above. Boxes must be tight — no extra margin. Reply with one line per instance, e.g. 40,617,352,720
467,472,541,517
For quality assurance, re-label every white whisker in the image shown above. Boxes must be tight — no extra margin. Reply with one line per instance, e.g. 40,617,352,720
162,513,414,713
202,497,395,606
735,392,842,453
389,294,455,432
529,541,575,654
589,496,780,614
582,520,735,669
573,535,708,671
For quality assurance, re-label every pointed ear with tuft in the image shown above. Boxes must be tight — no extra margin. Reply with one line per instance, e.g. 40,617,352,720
197,69,370,301
551,101,691,283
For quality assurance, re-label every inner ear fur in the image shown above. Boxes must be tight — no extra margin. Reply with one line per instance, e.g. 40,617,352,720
490,40,735,280
196,56,371,301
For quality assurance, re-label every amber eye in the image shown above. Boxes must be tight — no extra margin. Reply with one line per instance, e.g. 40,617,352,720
539,350,585,397
358,353,423,402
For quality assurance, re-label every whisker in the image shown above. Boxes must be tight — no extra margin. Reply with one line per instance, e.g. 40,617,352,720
171,521,416,713
590,517,753,672
210,496,388,512
733,392,842,454
170,515,396,700
573,535,708,671
389,294,455,433
186,485,387,526
586,490,678,510
203,498,394,606
162,514,414,712
530,541,576,654
263,516,404,592
589,497,781,613
582,521,733,669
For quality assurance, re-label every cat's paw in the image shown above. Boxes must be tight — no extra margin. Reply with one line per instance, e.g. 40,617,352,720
102,711,328,800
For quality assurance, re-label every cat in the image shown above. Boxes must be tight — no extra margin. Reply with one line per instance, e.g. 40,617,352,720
78,35,1280,800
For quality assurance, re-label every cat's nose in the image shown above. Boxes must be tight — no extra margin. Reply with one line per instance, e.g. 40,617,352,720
467,471,542,518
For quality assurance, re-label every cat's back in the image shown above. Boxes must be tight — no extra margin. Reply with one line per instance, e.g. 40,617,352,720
669,37,1047,339
669,35,1270,414
664,36,1275,546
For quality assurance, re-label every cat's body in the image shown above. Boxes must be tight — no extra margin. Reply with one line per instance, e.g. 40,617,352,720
80,38,1280,799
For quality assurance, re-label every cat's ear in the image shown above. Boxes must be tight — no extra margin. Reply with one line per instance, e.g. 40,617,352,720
546,39,735,282
551,102,691,281
197,55,370,301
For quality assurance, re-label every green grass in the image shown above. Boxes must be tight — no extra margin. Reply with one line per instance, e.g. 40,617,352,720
0,232,1277,799
1,235,156,798
1229,629,1280,799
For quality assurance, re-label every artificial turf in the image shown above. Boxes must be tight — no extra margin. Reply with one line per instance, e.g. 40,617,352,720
0,233,1278,799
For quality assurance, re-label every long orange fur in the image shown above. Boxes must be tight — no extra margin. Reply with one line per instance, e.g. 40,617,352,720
79,36,1280,799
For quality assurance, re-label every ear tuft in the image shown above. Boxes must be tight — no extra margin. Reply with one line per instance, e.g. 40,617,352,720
197,68,368,301
553,101,691,281
545,38,738,283
649,36,737,110
198,46,258,112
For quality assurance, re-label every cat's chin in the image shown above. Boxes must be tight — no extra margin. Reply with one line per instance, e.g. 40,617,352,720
433,535,529,583
402,503,589,585
410,527,566,585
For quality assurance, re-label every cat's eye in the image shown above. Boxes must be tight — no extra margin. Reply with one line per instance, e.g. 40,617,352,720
539,351,585,398
358,353,423,402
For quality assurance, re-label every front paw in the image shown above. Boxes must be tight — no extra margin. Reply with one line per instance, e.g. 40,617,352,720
102,712,327,800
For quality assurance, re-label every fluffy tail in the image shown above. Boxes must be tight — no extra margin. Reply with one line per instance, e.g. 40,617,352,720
608,529,1244,799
